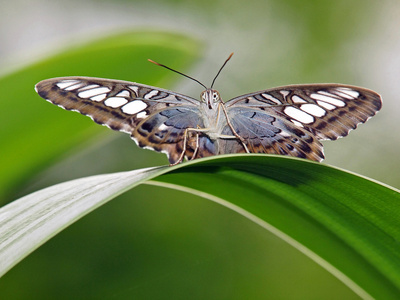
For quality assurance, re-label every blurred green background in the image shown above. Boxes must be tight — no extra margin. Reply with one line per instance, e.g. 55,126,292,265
0,0,398,298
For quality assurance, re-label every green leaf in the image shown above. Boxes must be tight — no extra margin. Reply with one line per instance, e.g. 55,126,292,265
0,30,202,201
1,155,399,299
153,155,400,299
0,165,167,278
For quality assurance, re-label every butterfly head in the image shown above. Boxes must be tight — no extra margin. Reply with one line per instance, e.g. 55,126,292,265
201,89,221,109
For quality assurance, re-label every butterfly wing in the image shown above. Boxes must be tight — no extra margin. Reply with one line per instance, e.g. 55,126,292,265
35,76,203,164
220,108,325,161
223,84,382,161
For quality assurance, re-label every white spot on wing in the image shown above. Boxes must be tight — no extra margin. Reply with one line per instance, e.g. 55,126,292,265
104,97,128,108
284,107,314,124
333,91,353,99
122,100,147,114
132,136,156,152
261,93,282,104
310,93,346,107
280,90,290,97
128,85,139,96
317,100,336,110
116,90,131,97
160,149,170,158
144,90,159,99
136,111,148,119
64,82,85,91
56,80,80,89
300,104,326,117
131,136,140,146
158,123,168,131
335,88,360,99
78,87,111,98
318,91,340,98
279,130,291,137
291,119,304,127
143,145,155,151
78,84,100,91
292,95,307,104
90,94,107,101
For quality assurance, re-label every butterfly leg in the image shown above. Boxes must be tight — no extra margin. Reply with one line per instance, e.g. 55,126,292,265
189,125,203,161
219,103,250,153
170,126,219,166
170,128,190,166
190,132,200,161
170,127,201,166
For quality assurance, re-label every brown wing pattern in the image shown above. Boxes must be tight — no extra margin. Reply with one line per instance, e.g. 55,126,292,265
226,84,382,141
35,76,199,132
223,84,381,161
220,108,325,161
35,76,202,164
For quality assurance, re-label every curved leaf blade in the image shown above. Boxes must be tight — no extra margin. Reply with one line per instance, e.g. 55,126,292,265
0,166,168,277
1,155,399,299
151,155,400,299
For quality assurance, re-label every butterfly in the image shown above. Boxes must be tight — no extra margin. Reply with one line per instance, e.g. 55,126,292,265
35,53,382,165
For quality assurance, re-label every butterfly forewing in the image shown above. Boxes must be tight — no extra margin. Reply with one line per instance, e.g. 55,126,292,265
226,84,382,141
35,76,202,164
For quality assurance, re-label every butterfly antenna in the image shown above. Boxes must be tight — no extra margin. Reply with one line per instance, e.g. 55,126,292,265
210,52,234,89
148,59,207,90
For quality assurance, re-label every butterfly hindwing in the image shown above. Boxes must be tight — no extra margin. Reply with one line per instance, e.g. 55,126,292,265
131,106,207,164
221,107,325,161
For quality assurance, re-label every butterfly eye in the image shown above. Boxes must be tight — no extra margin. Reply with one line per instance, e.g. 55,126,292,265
212,91,220,102
200,91,207,102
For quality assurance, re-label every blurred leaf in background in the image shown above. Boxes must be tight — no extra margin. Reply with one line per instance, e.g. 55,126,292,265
0,31,201,202
0,0,398,298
